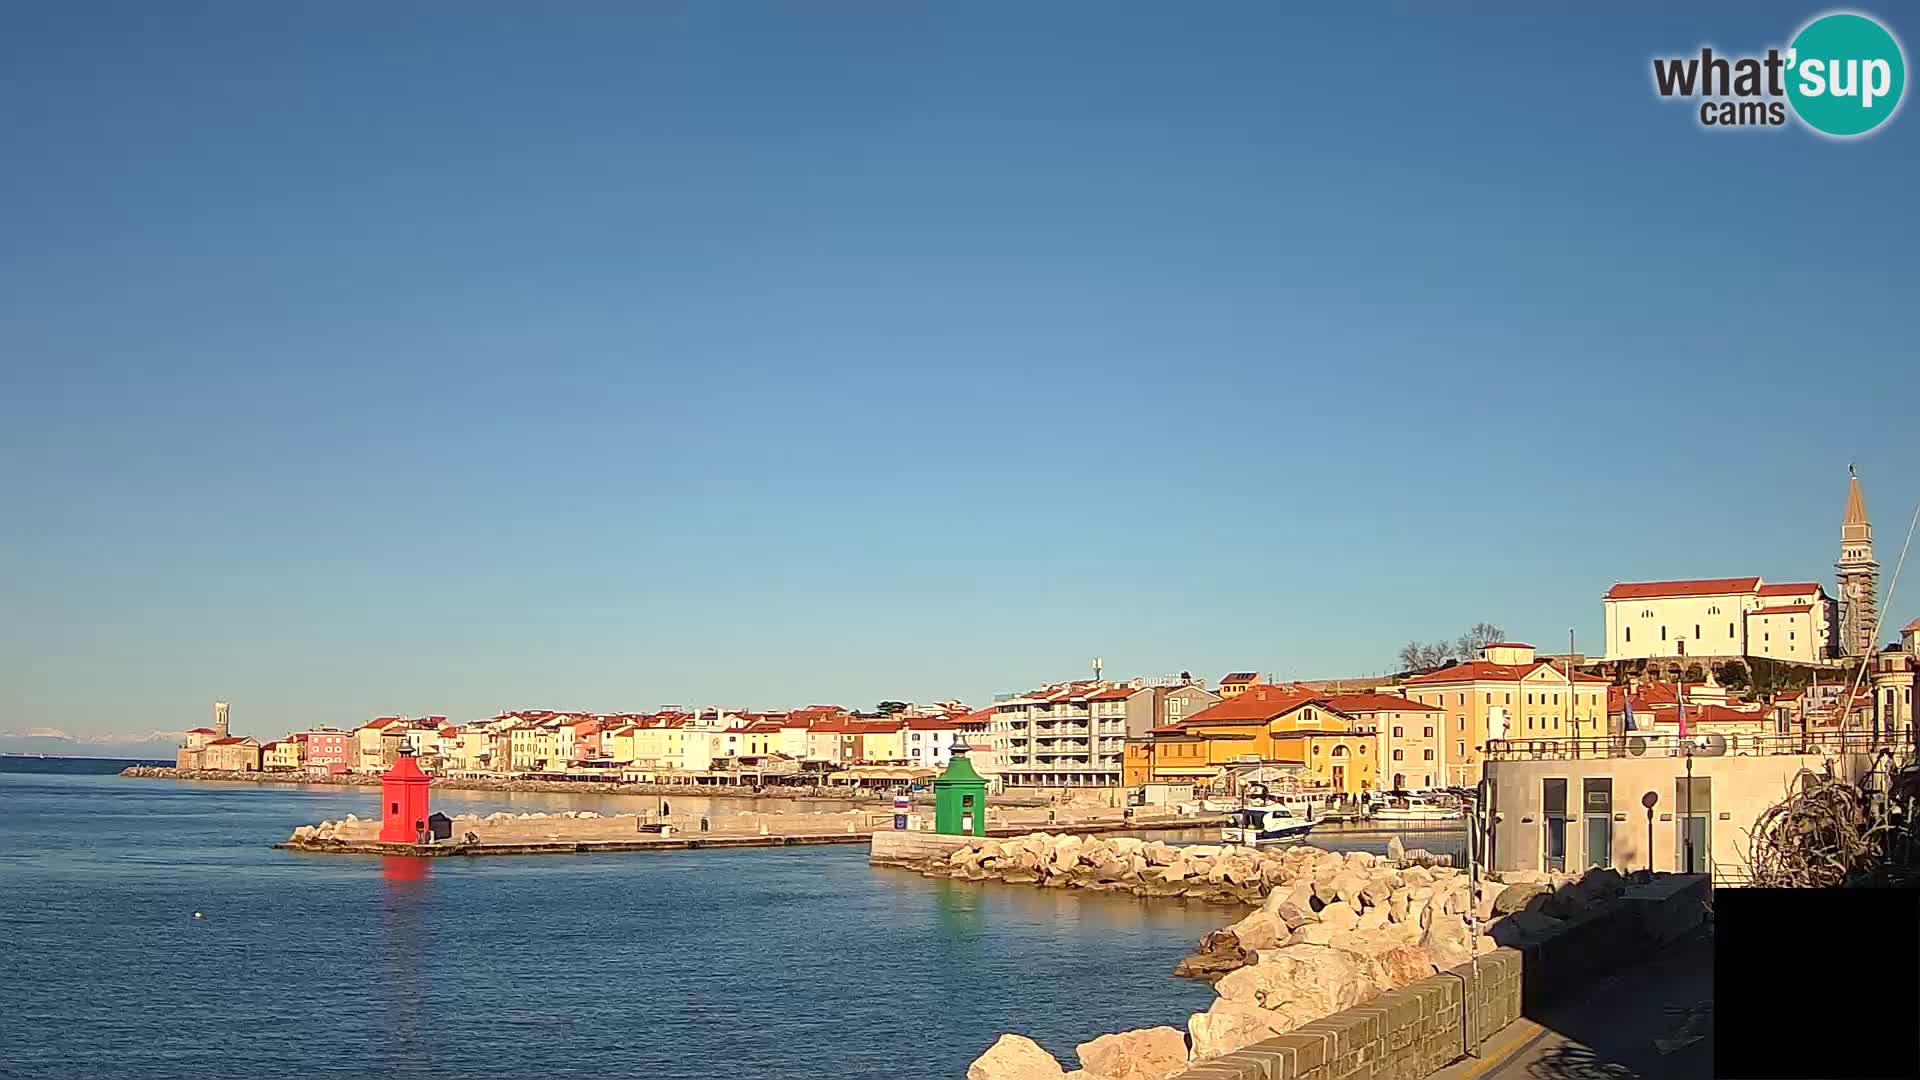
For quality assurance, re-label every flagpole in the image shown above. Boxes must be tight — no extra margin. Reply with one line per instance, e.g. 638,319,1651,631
1567,628,1576,759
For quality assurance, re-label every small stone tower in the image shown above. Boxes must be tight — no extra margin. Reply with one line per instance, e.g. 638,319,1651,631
1837,466,1880,657
213,701,231,740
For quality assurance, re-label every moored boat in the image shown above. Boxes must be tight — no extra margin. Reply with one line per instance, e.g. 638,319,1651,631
1221,805,1316,846
1366,793,1464,822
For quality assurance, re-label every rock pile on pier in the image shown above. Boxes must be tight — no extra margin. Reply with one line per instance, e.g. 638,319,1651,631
896,833,1451,906
961,835,1639,1079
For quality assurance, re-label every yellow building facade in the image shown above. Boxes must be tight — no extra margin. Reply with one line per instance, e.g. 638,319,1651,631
1400,643,1610,787
1122,686,1381,795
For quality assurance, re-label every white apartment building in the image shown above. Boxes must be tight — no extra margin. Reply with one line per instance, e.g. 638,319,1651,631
1602,577,1837,664
989,677,1216,787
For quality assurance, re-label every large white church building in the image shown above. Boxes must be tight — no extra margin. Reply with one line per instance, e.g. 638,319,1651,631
1600,471,1876,666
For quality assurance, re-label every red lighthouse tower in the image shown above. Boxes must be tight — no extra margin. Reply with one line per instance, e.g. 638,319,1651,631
377,751,432,844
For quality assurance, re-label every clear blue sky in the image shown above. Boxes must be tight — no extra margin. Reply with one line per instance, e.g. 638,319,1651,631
4,2,1917,740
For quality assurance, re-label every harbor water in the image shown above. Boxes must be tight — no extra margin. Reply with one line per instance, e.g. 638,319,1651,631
0,760,1460,1079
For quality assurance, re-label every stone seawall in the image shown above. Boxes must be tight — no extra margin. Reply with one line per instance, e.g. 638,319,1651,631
954,833,1707,1080
1164,875,1709,1080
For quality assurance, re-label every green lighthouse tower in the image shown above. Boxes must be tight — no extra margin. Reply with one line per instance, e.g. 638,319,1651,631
932,745,988,836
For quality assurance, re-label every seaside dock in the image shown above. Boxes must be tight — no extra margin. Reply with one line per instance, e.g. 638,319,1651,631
276,813,1228,857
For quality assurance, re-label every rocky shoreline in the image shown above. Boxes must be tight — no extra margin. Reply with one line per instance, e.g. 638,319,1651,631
881,831,1453,907
943,832,1650,1080
118,765,878,801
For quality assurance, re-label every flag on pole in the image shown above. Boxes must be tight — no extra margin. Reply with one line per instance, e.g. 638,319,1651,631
1676,688,1689,740
1622,693,1636,733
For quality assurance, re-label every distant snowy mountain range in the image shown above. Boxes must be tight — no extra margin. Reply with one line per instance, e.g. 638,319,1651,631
0,728,185,760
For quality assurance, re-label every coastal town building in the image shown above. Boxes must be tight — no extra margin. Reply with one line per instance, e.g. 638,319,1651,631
1122,685,1383,796
903,717,962,766
174,701,233,769
293,729,351,773
1484,725,1879,881
1601,578,1838,664
988,676,1212,787
1217,673,1261,698
1838,468,1880,657
1323,692,1444,791
1869,647,1917,748
202,736,262,772
262,739,301,771
1401,643,1609,788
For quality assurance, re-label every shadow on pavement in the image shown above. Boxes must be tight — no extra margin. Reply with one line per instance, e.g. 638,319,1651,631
1499,925,1714,1080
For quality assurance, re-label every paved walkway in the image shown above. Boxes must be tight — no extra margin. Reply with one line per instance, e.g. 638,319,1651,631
1431,926,1714,1080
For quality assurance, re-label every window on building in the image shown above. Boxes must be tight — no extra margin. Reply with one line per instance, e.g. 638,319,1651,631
1392,725,1404,737
1505,694,1511,704
1790,632,1795,641
1694,625,1701,639
1728,623,1735,638
1661,626,1668,640
1626,627,1631,643
1457,741,1465,756
1423,726,1434,737
1425,774,1434,786
1457,693,1465,705
1458,716,1465,730
1393,749,1404,761
1527,694,1534,705
1423,749,1434,760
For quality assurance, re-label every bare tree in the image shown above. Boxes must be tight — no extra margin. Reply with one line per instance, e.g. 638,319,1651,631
1396,623,1505,673
1397,640,1454,672
1397,641,1428,672
1454,622,1506,660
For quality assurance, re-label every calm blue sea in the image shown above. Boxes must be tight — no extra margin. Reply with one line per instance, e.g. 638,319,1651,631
1,762,1235,1080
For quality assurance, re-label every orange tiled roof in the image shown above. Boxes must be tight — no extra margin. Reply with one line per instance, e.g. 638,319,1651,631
1757,582,1820,596
1322,692,1440,714
1406,661,1607,685
1605,577,1760,600
1180,686,1323,725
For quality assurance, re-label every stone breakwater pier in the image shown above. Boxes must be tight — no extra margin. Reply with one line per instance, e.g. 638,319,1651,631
871,831,1452,907
883,831,1708,1080
279,811,1227,857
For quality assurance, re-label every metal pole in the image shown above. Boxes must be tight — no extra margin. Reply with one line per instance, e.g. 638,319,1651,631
1684,748,1695,874
1567,628,1577,759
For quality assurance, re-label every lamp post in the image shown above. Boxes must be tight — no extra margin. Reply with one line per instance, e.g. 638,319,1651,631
1641,790,1659,872
1683,747,1696,874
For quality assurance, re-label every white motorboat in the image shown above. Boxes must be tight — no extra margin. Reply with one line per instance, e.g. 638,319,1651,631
1221,805,1316,846
1366,794,1464,822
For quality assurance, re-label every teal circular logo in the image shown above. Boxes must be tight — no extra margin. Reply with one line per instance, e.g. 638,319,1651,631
1786,12,1906,136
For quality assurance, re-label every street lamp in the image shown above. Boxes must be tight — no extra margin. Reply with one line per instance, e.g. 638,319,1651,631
1641,790,1659,872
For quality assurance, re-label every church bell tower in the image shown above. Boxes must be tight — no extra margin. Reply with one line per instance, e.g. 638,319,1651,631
1837,466,1879,657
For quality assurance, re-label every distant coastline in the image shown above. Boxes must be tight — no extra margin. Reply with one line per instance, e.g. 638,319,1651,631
3,756,171,776
117,764,883,801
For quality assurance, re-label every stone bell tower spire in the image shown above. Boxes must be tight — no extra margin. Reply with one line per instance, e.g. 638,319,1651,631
1837,465,1879,657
